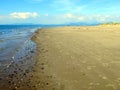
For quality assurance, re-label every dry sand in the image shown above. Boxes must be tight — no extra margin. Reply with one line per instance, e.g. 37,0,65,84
31,25,120,90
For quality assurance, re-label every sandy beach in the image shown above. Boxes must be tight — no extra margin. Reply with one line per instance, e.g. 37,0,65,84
0,0,119,89
2,25,120,90
30,25,120,90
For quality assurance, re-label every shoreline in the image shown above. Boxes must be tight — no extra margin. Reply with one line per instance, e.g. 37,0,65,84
0,29,37,90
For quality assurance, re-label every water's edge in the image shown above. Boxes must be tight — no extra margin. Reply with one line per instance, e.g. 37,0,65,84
0,28,40,89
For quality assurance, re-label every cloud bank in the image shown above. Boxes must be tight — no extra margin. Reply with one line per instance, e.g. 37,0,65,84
0,12,120,24
10,12,38,19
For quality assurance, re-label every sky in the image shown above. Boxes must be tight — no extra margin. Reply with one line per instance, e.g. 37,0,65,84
0,0,120,24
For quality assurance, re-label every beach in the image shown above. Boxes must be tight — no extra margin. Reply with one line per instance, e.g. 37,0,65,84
31,25,120,90
1,25,120,90
0,0,119,89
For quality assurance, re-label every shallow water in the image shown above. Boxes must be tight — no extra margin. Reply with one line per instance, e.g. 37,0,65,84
0,25,40,77
0,25,42,89
0,25,40,60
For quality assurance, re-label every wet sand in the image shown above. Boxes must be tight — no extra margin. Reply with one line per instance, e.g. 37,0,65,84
0,40,36,90
31,25,120,90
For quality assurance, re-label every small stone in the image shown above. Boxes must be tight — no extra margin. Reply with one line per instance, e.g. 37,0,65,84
46,83,49,85
12,88,16,90
14,71,17,74
30,51,34,53
41,67,44,70
20,78,23,81
15,86,18,89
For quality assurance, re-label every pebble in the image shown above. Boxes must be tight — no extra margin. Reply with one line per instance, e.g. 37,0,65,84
46,83,49,85
41,67,44,70
30,50,34,53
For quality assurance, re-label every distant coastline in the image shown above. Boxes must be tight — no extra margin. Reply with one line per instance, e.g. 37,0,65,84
0,22,120,27
100,22,120,25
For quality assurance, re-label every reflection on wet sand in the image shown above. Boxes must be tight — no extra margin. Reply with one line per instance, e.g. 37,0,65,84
0,40,36,90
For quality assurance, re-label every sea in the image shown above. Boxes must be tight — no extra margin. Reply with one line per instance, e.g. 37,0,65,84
0,25,43,73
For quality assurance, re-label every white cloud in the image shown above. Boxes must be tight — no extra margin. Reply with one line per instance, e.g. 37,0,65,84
78,16,85,21
63,13,75,18
0,12,120,24
61,13,86,22
10,12,38,19
58,13,120,23
45,14,49,16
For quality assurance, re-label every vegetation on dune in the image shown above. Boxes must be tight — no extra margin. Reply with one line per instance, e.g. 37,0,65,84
100,22,120,25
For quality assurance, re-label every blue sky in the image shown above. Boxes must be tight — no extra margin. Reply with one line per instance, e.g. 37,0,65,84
0,0,120,24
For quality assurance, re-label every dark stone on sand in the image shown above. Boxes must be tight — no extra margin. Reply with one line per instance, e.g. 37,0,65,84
8,81,11,84
46,83,49,85
8,74,14,78
25,69,29,73
41,67,44,70
30,75,33,77
23,73,26,76
12,88,16,90
30,50,34,53
14,71,17,74
82,73,86,76
41,63,44,65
